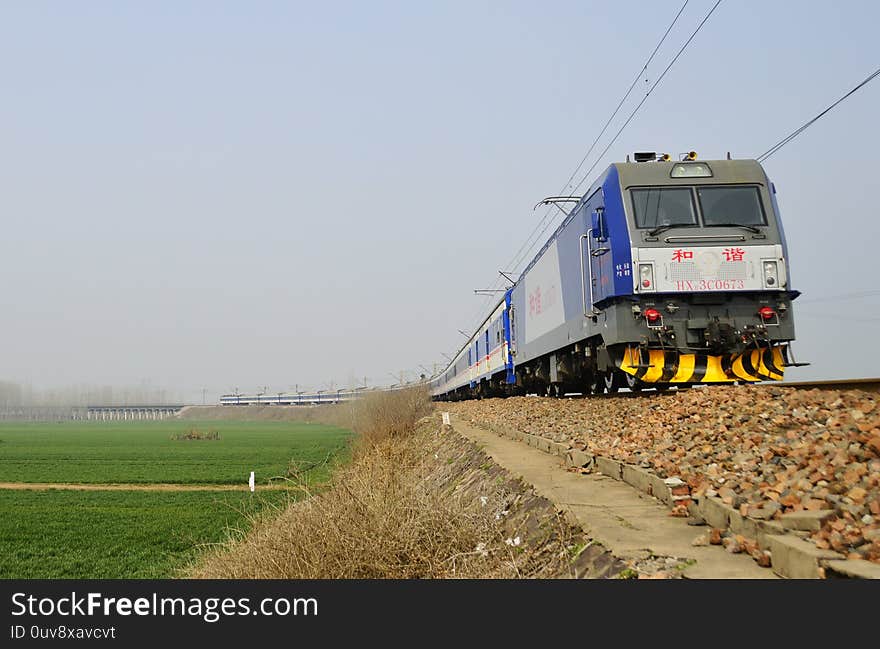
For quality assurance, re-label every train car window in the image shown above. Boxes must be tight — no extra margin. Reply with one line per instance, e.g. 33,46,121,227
697,186,766,227
631,187,697,229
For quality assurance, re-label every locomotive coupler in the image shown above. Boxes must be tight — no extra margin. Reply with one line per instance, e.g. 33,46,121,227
738,324,770,348
704,320,736,352
655,325,676,346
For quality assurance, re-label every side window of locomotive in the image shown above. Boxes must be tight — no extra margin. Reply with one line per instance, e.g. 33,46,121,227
697,186,766,227
631,187,697,229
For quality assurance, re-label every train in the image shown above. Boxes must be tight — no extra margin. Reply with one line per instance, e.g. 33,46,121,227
217,384,418,406
430,152,804,400
219,389,379,406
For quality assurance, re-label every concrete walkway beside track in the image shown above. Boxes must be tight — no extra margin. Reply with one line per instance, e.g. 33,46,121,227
450,414,776,579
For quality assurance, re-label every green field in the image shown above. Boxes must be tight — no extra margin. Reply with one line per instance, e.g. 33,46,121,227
0,490,289,578
0,420,351,484
0,419,352,578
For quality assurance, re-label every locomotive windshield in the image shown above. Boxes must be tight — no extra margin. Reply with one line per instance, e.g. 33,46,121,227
697,186,766,227
631,187,697,229
631,185,767,229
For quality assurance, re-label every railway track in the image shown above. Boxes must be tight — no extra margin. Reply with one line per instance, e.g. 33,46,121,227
776,377,880,393
500,377,880,400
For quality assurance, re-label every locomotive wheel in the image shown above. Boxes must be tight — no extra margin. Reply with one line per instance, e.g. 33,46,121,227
625,374,643,392
587,373,604,396
549,383,563,398
604,371,620,394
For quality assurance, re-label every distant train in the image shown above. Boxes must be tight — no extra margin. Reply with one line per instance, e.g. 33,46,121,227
430,152,804,400
219,390,365,406
218,385,411,406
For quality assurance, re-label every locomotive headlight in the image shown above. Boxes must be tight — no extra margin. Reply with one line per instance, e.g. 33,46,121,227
638,263,655,291
670,162,712,178
762,260,778,287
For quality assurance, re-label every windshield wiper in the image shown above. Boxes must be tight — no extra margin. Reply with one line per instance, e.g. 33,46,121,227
708,223,761,233
647,223,695,236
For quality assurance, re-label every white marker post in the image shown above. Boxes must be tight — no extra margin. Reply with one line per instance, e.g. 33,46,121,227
248,471,255,493
442,412,450,426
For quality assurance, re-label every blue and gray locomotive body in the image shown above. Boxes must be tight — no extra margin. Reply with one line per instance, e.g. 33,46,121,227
431,154,801,400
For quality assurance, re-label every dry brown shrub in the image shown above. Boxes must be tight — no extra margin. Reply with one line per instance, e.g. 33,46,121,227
171,428,221,441
177,386,431,441
185,389,608,579
187,433,509,578
342,387,433,447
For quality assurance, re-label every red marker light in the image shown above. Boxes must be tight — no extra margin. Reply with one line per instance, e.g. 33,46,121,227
758,306,776,321
644,308,661,323
642,279,651,288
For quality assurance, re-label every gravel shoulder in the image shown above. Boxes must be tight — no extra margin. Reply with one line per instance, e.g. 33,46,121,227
444,384,880,567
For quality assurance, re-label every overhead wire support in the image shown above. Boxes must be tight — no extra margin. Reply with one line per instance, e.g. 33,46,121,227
756,66,880,163
533,196,582,216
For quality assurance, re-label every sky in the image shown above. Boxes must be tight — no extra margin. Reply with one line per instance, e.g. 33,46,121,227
1,1,878,403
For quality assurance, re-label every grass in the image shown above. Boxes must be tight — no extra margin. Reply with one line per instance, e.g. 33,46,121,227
0,417,352,578
0,420,351,484
0,489,288,578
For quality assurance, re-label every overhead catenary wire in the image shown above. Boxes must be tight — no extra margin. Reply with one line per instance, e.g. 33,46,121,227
486,0,724,314
459,0,698,335
756,66,880,162
500,0,694,284
798,312,880,324
569,0,724,196
797,289,880,324
796,289,880,304
558,0,691,195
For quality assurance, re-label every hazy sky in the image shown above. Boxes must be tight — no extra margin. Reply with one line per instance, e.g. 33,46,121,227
1,1,878,402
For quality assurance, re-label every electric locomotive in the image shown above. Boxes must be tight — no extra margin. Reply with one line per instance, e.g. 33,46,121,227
431,152,803,400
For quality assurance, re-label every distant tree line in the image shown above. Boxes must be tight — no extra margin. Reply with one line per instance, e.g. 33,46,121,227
0,380,180,408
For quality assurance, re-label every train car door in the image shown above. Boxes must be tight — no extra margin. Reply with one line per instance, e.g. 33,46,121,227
504,301,516,383
485,330,490,370
474,339,480,376
508,305,516,352
584,206,610,313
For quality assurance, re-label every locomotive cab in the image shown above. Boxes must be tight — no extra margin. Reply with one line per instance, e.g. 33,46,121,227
597,154,799,384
